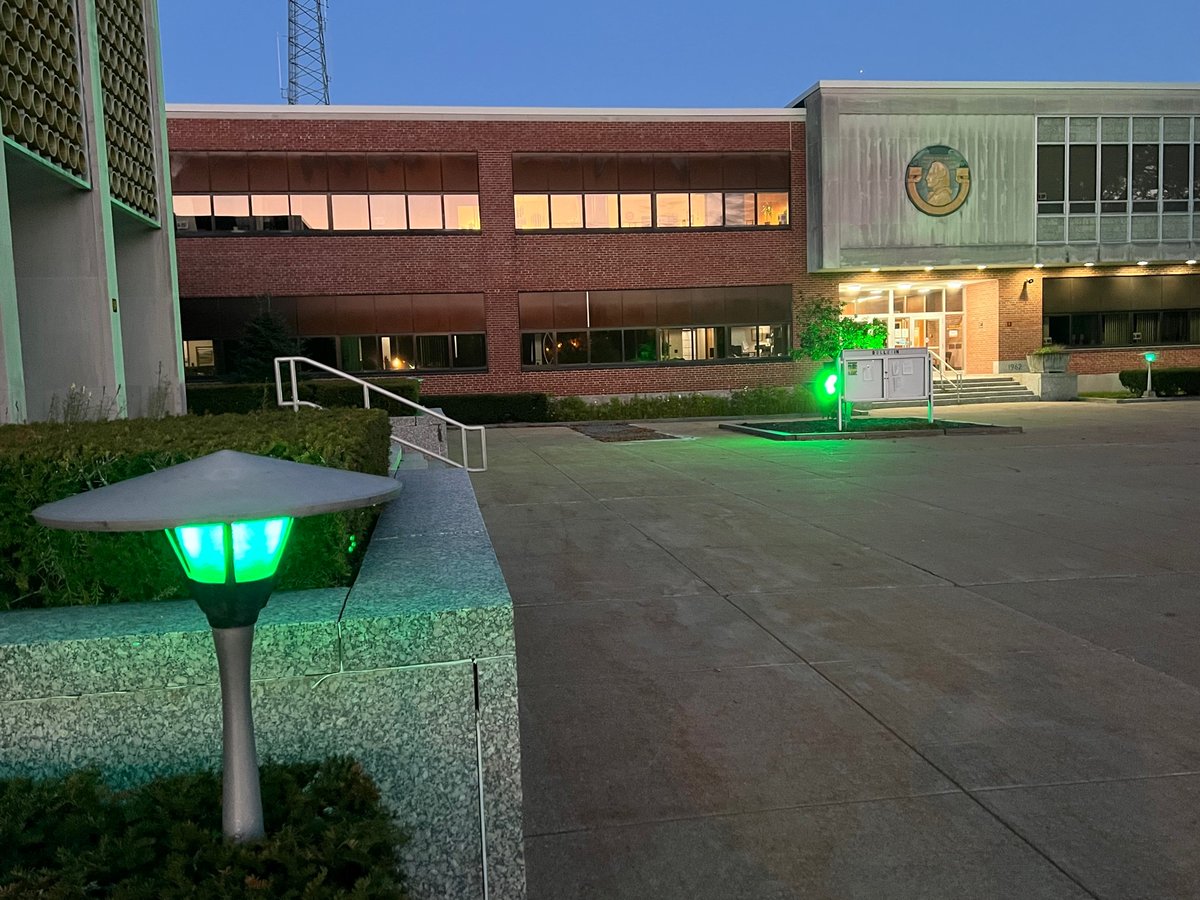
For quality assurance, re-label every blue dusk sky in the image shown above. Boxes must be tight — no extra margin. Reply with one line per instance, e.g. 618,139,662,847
159,0,1200,108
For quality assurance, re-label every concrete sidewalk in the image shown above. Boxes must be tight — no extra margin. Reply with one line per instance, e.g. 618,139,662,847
472,402,1200,899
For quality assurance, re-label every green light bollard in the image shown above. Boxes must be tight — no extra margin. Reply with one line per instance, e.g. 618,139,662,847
33,451,401,842
1143,351,1157,399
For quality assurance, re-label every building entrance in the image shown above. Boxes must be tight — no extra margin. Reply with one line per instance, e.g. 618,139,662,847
840,282,969,371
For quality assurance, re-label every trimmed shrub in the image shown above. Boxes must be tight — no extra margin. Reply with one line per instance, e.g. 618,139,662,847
1119,367,1200,396
421,393,553,424
187,382,281,415
551,386,816,421
308,377,422,415
187,378,422,417
0,409,391,610
0,757,408,898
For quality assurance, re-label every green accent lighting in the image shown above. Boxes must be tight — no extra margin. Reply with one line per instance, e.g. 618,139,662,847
168,517,293,585
823,372,839,395
1144,352,1157,362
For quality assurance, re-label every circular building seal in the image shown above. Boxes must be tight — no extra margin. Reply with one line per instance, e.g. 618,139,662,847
906,145,970,216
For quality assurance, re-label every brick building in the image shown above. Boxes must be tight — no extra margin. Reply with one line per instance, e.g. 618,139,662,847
167,81,1200,396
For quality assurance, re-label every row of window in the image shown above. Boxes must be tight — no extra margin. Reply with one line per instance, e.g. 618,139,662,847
171,152,480,194
1044,309,1200,347
512,152,790,192
173,193,482,233
1036,117,1200,220
521,325,787,366
513,191,789,230
183,324,789,374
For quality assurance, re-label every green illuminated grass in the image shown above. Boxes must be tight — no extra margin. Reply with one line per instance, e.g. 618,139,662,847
761,418,984,434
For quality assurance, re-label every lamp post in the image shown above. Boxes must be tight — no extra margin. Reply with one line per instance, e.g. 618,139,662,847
1143,352,1158,399
33,450,401,842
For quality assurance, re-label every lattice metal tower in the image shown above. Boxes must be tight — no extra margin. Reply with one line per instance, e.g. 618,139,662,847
286,0,330,104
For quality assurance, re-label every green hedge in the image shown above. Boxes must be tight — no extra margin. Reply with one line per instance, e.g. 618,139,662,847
421,393,553,424
0,757,408,898
1119,367,1200,397
187,378,421,416
0,409,391,610
551,386,816,421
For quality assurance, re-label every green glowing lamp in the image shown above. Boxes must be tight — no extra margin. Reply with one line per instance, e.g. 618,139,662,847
823,372,839,395
1144,352,1157,363
34,451,402,843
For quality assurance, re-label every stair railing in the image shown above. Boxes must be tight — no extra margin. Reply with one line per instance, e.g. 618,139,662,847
273,357,487,472
928,349,963,403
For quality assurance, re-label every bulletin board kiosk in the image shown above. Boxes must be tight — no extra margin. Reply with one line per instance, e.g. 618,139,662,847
837,348,933,430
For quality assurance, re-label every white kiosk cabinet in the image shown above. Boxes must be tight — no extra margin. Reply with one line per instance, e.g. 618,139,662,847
838,348,933,429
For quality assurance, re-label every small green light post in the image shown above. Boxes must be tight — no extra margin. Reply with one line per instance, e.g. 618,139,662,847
1143,352,1158,399
33,451,401,843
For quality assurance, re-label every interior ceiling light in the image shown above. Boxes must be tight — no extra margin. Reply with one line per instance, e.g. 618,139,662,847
870,267,880,273
1084,262,1095,267
1034,263,1045,269
1138,260,1149,266
947,281,963,289
896,283,912,291
976,264,987,271
924,266,933,272
918,287,931,294
1187,259,1197,265
842,283,861,293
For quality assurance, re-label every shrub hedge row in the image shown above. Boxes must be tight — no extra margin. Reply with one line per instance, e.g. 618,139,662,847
421,393,553,424
0,757,408,898
0,409,391,610
187,378,421,416
550,385,817,422
1119,367,1200,397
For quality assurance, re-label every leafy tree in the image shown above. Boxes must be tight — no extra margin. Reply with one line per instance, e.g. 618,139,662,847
233,310,304,382
791,296,887,363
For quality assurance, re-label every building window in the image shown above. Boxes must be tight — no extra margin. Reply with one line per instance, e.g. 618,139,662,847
512,152,790,231
1037,116,1200,244
517,286,791,367
171,151,481,235
182,339,215,373
338,332,487,372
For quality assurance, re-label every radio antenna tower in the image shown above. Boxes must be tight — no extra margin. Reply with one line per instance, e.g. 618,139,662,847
286,0,330,104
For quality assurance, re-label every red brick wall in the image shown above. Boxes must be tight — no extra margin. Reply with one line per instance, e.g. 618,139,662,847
1068,347,1200,375
169,114,810,396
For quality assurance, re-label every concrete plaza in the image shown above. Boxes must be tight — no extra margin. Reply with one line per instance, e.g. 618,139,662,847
472,402,1200,899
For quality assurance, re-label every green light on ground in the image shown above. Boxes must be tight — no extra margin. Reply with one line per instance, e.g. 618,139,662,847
168,517,293,584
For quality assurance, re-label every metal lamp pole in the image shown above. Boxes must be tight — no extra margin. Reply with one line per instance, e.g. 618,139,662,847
33,450,402,843
1143,352,1157,399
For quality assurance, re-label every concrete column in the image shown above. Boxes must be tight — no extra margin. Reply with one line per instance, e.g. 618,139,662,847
0,146,27,423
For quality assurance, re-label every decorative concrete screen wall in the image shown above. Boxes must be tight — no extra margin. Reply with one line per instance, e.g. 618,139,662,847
0,467,524,900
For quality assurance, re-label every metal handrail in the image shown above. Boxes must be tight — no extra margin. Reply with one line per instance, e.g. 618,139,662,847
928,349,963,403
273,356,488,472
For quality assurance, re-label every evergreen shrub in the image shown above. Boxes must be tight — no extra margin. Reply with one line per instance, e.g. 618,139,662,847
187,378,421,417
1119,367,1200,397
0,757,408,899
0,409,390,610
420,393,552,424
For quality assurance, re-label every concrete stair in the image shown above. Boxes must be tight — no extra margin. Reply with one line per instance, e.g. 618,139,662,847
862,375,1038,409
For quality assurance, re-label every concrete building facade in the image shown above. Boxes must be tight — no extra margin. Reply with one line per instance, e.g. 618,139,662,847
1,0,183,423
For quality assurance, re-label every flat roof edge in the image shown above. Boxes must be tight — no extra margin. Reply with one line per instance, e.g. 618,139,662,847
792,79,1200,104
165,103,806,123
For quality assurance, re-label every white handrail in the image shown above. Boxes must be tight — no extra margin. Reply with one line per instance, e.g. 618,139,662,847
273,356,488,472
928,349,963,403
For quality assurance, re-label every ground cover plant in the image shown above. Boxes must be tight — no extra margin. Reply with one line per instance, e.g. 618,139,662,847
551,386,815,422
0,409,390,610
753,417,987,434
0,757,408,899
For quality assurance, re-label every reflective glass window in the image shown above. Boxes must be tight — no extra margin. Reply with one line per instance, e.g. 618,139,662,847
757,192,789,225
451,334,487,368
369,194,407,230
1162,144,1190,210
1068,145,1096,210
624,329,657,362
549,194,584,229
252,194,291,231
444,194,481,230
331,194,371,231
690,192,723,226
1100,145,1128,213
514,194,549,229
655,193,690,228
522,332,555,365
1037,144,1065,210
556,332,588,364
619,194,652,228
724,192,755,226
588,330,623,363
584,193,619,228
290,194,330,230
380,335,415,371
173,194,212,231
1132,144,1159,210
416,335,451,368
212,195,250,216
408,195,444,229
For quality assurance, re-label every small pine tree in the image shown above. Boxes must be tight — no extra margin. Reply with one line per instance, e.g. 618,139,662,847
233,311,304,382
791,296,888,363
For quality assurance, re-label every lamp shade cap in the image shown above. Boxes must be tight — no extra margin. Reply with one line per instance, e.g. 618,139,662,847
33,450,402,532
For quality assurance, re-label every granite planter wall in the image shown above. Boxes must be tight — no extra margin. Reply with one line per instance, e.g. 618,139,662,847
0,467,524,900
